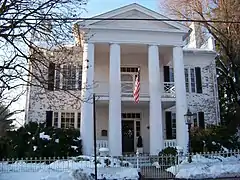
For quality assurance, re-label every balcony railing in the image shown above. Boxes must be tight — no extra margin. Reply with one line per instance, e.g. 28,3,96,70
94,81,175,97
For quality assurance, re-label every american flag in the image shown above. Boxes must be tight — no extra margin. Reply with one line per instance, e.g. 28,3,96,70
133,68,140,103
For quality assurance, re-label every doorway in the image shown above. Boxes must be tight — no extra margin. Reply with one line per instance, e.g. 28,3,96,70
122,120,135,153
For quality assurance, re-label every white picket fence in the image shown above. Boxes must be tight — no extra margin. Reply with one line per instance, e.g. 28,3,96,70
1,150,240,179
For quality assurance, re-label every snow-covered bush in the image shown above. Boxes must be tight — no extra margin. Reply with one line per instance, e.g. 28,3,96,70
0,122,82,159
191,125,240,152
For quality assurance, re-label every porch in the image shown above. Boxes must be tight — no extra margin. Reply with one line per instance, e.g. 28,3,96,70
94,101,177,154
96,139,177,153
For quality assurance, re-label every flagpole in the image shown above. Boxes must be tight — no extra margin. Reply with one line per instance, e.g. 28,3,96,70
93,93,97,180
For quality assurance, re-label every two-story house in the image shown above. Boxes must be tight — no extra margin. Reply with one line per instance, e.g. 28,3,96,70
25,3,220,156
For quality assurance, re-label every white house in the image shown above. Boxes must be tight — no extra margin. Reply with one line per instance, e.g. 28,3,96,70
25,3,220,156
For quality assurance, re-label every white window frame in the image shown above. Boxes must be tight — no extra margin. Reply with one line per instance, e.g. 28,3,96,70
54,64,82,90
171,113,176,139
52,111,80,129
120,66,139,94
169,67,174,82
193,113,200,127
184,67,197,93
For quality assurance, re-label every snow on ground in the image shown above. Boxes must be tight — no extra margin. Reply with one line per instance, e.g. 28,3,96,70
0,156,139,180
166,154,240,179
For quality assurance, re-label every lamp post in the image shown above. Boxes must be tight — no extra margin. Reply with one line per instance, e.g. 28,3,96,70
184,108,194,163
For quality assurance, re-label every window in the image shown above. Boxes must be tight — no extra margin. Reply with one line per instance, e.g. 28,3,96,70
52,112,81,129
190,68,196,92
136,121,141,136
122,113,141,119
121,67,139,94
61,112,75,129
163,66,174,82
62,65,76,90
184,68,189,92
184,67,202,93
193,112,205,129
48,63,82,91
171,113,176,139
165,111,176,139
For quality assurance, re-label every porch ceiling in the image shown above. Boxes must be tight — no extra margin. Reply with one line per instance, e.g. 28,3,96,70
96,100,175,110
95,43,173,55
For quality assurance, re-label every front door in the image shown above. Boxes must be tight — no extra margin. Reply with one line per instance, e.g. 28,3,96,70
122,120,135,153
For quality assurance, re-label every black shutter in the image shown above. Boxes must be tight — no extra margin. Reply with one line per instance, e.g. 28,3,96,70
198,112,205,129
165,111,172,139
48,62,55,91
46,111,53,127
164,66,170,82
195,67,202,93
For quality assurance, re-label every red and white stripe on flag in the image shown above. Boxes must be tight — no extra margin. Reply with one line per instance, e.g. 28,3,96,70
133,68,140,103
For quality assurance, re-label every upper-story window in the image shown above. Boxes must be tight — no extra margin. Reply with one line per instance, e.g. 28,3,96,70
184,67,202,93
121,67,139,94
164,66,202,94
164,66,174,82
48,62,82,91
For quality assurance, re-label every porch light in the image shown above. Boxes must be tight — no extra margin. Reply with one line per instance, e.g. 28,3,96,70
184,108,194,125
184,108,194,163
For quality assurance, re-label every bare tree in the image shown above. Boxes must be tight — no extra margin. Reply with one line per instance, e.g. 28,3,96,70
0,0,88,119
161,0,240,125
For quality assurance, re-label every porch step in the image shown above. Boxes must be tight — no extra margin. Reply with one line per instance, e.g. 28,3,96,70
124,156,152,167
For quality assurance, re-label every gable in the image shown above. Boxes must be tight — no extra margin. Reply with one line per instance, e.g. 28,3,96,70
90,10,179,31
80,3,190,33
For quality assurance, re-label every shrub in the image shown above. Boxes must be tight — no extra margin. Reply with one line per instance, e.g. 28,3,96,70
157,147,178,168
0,122,82,159
191,125,240,153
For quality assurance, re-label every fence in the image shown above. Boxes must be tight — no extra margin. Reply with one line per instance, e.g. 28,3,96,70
1,150,240,179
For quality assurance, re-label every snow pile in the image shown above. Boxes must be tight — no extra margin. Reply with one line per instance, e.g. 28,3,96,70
167,154,240,179
0,156,139,180
39,132,51,140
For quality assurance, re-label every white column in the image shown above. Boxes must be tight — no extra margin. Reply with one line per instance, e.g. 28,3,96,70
173,46,188,153
108,43,122,156
80,43,94,156
148,45,164,155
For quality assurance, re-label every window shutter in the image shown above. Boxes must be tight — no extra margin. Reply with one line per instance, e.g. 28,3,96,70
195,67,202,93
164,66,170,82
48,62,55,91
198,112,205,129
46,111,53,127
165,111,172,139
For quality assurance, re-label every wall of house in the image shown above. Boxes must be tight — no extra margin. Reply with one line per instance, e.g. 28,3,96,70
183,51,219,125
26,45,219,128
26,46,82,122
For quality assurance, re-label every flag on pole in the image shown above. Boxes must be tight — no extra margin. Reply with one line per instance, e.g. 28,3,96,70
133,68,140,103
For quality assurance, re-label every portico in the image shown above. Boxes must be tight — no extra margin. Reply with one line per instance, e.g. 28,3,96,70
79,3,190,156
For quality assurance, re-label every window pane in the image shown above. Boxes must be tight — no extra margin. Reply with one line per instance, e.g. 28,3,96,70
169,68,174,82
184,68,189,92
190,68,196,93
60,112,75,129
121,74,133,81
78,66,82,90
55,65,60,90
62,65,77,90
77,113,81,129
54,112,58,127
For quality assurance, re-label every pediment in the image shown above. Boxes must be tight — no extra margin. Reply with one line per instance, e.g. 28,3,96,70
91,10,178,31
80,3,190,33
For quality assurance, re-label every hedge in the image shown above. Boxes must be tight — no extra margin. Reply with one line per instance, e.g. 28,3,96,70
0,122,82,159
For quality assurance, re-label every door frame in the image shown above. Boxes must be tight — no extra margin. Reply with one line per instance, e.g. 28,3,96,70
122,113,141,152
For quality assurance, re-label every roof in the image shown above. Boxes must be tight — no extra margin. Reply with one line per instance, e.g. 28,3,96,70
78,3,190,34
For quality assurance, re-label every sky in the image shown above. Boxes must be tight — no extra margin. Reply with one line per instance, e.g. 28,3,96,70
82,0,160,17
